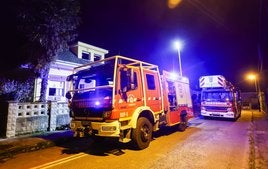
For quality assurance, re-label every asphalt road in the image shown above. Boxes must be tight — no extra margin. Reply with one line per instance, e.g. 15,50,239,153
0,110,253,169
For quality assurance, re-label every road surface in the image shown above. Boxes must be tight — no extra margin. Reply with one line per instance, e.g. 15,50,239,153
0,110,253,169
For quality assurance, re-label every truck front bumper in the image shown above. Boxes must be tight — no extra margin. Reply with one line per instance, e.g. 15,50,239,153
71,120,120,137
201,110,235,118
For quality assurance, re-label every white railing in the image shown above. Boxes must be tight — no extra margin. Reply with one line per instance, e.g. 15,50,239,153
4,101,70,138
17,102,48,117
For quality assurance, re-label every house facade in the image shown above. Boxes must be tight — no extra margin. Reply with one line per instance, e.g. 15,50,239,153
33,41,109,102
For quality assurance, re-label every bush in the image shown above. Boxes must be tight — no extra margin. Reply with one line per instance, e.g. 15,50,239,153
0,78,34,102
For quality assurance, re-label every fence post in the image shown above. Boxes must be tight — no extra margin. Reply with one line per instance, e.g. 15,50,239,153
48,101,57,131
6,101,18,138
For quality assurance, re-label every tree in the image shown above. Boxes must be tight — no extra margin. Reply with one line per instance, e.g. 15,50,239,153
17,0,80,101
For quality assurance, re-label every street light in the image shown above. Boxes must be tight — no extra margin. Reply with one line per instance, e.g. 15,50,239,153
173,40,183,76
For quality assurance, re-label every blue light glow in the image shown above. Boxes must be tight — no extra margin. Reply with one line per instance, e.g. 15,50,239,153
95,101,100,106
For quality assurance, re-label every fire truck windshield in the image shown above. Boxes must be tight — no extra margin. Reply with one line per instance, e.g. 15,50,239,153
202,91,233,102
71,62,115,92
66,61,116,104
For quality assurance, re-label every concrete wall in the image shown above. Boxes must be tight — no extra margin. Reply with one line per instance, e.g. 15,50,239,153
241,92,258,109
241,92,267,112
3,101,70,138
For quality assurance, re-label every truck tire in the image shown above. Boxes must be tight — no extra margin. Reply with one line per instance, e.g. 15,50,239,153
132,117,152,150
178,114,188,131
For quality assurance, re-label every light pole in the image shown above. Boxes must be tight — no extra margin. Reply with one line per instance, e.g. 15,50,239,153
173,40,183,76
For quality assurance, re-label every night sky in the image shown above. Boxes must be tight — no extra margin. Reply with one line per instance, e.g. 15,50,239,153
1,0,267,92
78,0,268,91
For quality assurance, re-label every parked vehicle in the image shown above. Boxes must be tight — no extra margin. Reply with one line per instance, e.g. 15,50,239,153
66,55,193,149
199,75,242,120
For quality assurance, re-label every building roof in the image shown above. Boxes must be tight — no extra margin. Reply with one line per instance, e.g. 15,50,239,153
74,41,109,54
56,50,89,64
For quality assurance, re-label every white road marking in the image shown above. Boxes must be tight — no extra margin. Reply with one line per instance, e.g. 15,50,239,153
30,153,88,169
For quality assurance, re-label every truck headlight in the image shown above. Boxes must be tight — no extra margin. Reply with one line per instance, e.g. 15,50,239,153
101,126,116,131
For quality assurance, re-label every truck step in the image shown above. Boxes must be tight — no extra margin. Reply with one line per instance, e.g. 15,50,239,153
120,138,132,143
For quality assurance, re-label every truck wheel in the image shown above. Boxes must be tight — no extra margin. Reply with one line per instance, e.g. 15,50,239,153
178,114,188,131
132,117,152,150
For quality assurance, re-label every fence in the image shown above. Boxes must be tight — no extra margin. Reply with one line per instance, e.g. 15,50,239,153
1,101,70,138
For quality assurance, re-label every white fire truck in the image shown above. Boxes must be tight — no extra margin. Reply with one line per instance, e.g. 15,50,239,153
199,75,241,119
66,55,193,149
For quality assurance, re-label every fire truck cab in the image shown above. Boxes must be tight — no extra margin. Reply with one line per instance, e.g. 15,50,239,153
199,75,242,120
66,55,193,149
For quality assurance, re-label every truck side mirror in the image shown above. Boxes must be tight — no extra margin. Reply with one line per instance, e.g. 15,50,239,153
66,75,73,81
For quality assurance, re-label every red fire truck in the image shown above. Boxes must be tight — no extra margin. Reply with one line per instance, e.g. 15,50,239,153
66,55,193,149
199,75,242,120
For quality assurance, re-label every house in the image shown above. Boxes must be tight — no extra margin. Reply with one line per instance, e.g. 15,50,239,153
33,41,109,102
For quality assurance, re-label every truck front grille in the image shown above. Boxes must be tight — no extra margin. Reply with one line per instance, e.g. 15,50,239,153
73,108,104,118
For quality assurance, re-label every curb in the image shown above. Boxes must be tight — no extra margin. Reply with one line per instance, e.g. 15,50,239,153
0,131,74,163
0,140,55,162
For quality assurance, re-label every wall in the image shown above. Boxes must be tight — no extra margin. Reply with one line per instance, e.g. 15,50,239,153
4,101,70,138
0,101,8,137
241,92,259,109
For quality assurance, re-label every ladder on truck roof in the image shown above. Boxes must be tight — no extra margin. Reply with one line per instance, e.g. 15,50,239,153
73,55,159,72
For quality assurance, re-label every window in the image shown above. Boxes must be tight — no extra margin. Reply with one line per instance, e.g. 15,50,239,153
82,51,90,60
202,91,233,101
94,54,102,61
49,88,56,96
146,74,155,90
78,79,96,90
49,88,65,97
79,84,85,89
47,81,65,100
133,72,138,89
120,70,138,91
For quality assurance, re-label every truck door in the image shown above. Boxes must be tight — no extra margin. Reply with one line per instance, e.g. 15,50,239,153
113,67,144,119
166,80,181,125
143,70,162,112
